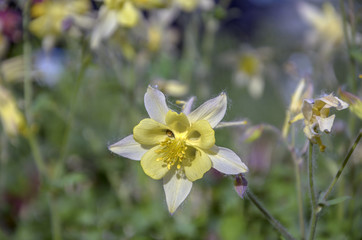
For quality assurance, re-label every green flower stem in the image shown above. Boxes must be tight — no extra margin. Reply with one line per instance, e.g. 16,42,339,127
320,130,361,203
339,0,357,93
22,0,47,179
307,141,318,240
294,158,306,240
179,12,198,85
246,190,296,240
290,125,306,239
307,142,317,210
58,47,91,176
48,193,61,240
22,2,61,240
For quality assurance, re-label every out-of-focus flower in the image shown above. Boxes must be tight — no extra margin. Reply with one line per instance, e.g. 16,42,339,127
298,2,343,55
339,89,362,120
153,79,188,97
34,49,65,87
109,86,248,213
282,78,313,138
0,7,22,43
0,56,25,83
174,0,213,12
232,47,271,99
239,124,280,174
29,0,90,49
0,85,25,137
0,32,8,57
143,8,179,54
301,94,348,151
91,0,169,49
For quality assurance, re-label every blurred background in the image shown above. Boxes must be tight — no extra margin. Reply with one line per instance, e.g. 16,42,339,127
0,0,361,239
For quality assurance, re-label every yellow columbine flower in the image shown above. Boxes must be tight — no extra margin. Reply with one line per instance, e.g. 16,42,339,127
109,86,248,213
0,86,25,137
298,2,343,54
174,0,213,12
302,94,348,151
91,0,169,49
29,0,90,39
233,50,265,99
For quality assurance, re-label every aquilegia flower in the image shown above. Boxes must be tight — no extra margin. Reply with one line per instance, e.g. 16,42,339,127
301,94,348,151
109,86,248,213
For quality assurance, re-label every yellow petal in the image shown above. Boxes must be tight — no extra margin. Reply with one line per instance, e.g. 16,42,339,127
133,118,168,145
184,149,212,181
117,1,139,27
165,111,190,134
186,120,215,150
141,146,170,179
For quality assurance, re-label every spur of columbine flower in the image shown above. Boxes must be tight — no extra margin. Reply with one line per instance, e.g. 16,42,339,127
301,94,348,151
109,86,248,213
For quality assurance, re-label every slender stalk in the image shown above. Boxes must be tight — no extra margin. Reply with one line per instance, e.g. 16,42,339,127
246,191,296,240
307,211,318,240
22,0,47,178
294,158,306,240
339,0,357,93
307,141,318,240
58,48,90,176
320,131,361,203
22,0,32,123
48,193,61,240
22,2,62,239
290,125,306,239
308,142,317,210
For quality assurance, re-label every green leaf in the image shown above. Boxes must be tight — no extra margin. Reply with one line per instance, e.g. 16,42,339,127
325,196,351,206
350,48,362,63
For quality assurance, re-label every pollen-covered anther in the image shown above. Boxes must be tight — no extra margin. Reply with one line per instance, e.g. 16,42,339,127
155,136,188,170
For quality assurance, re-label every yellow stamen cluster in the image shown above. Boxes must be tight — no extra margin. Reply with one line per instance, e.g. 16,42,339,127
155,132,188,170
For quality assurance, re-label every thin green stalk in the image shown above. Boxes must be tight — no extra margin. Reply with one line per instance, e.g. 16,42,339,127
179,13,198,85
320,131,361,203
307,141,318,240
294,159,306,240
23,2,61,239
339,0,357,93
48,193,61,240
307,211,318,240
23,0,32,123
58,49,90,176
308,142,317,210
22,0,47,178
246,191,296,240
290,125,306,239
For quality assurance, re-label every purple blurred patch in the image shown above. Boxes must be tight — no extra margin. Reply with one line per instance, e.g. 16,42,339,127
234,174,248,199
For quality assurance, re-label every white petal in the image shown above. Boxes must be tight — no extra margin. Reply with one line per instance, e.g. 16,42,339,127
334,97,349,110
163,170,192,214
90,8,118,49
144,86,169,124
108,135,148,160
316,115,335,133
302,99,313,121
208,146,248,174
188,93,227,128
182,96,195,115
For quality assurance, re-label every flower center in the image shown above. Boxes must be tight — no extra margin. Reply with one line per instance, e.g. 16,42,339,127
155,130,188,170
